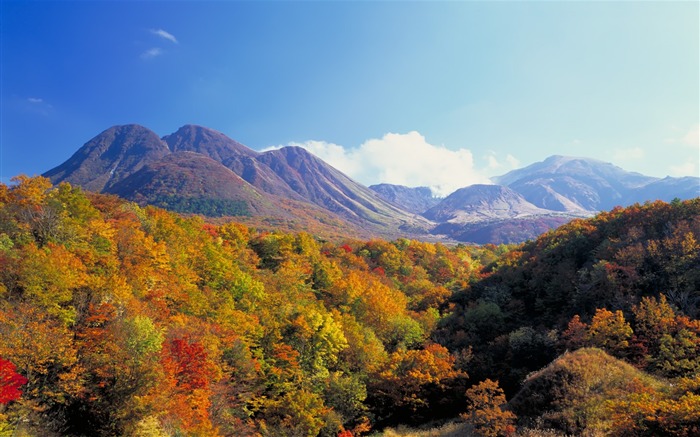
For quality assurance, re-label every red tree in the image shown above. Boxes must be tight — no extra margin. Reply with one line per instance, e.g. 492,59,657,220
163,337,213,391
0,357,28,404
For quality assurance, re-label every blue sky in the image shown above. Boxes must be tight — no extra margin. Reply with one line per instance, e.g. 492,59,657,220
1,1,698,194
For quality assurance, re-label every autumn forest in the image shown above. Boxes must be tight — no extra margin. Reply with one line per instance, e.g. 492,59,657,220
0,176,698,436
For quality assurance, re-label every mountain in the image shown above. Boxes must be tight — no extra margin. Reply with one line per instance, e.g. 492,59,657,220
422,184,550,223
43,124,276,217
105,152,270,217
163,125,303,199
44,124,433,239
163,124,258,162
161,126,432,232
256,147,429,231
628,176,700,204
494,155,656,188
422,184,579,244
369,184,440,214
43,124,170,193
494,155,699,212
42,125,699,245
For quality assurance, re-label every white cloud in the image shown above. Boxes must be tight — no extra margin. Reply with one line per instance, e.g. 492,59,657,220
141,47,163,60
506,154,520,169
664,123,699,148
151,28,178,44
267,131,492,197
612,147,646,161
485,151,520,172
682,124,699,147
287,140,363,177
669,161,698,177
24,97,53,115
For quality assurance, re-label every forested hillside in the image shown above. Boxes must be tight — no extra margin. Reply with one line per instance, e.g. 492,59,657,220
0,176,698,436
439,198,700,393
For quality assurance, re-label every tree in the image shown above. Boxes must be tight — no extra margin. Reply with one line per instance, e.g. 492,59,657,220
369,343,462,424
461,379,516,437
17,242,87,325
0,357,27,404
587,308,633,358
160,336,218,435
633,295,675,351
561,315,588,351
633,295,700,377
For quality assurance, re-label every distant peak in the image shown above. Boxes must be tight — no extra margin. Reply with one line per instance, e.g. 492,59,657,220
543,155,608,165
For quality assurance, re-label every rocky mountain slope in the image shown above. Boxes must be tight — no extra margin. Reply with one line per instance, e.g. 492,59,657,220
493,155,699,212
257,146,426,228
419,184,579,244
369,184,439,214
422,184,550,223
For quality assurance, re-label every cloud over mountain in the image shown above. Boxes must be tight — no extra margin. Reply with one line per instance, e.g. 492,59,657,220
272,131,498,197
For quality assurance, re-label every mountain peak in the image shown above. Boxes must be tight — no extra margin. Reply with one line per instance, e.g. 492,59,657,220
168,124,227,138
43,124,169,192
492,154,665,212
162,125,258,161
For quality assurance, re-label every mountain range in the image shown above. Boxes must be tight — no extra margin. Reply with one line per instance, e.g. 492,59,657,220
43,124,700,244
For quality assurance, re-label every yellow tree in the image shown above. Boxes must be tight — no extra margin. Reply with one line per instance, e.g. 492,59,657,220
461,379,516,437
370,343,462,420
587,308,633,358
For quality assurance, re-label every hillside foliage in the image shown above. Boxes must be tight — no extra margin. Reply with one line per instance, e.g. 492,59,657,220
0,176,698,436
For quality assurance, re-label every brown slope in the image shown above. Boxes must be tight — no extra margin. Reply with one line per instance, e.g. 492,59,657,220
43,124,170,192
105,152,272,216
103,151,375,238
163,125,304,198
509,348,665,435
